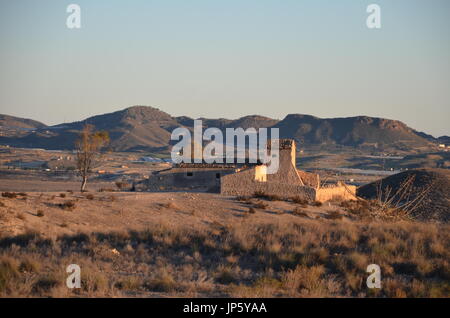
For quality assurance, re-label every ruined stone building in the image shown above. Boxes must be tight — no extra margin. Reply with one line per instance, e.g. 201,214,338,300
135,139,356,202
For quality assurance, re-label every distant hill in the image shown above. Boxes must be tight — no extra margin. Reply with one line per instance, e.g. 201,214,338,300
0,106,440,152
0,114,47,130
274,114,432,150
437,136,450,145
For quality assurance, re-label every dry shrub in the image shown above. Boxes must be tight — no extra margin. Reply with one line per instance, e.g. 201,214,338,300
0,257,19,293
81,267,108,294
1,192,17,199
32,274,61,295
36,210,45,217
215,265,238,285
236,196,251,204
253,191,282,201
19,257,41,273
59,193,66,198
162,202,178,210
115,181,130,191
98,188,115,192
292,196,308,206
115,276,142,291
248,207,256,214
16,213,26,220
145,271,176,292
342,199,409,221
253,201,268,210
329,195,344,204
311,201,323,207
0,201,5,207
85,194,95,200
59,200,76,211
292,208,308,218
282,265,326,296
326,211,343,220
66,190,73,194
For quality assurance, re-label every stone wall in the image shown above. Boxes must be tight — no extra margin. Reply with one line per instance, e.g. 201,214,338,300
315,184,357,202
221,168,316,201
267,152,304,185
137,168,236,192
297,170,320,189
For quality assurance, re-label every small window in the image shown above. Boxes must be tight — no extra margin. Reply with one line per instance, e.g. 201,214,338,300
215,173,221,179
186,172,193,177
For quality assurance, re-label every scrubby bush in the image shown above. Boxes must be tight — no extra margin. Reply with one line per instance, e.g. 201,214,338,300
292,196,309,206
1,192,17,199
253,201,268,210
59,201,76,211
253,191,282,201
292,208,308,217
115,181,130,191
326,211,343,220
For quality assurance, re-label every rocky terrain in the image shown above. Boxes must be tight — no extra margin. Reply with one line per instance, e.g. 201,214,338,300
0,106,444,152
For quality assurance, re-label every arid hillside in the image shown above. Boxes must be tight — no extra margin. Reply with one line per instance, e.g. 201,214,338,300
358,169,450,223
0,106,439,152
0,191,449,298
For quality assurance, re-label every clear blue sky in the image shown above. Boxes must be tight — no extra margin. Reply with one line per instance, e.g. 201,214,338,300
0,0,449,136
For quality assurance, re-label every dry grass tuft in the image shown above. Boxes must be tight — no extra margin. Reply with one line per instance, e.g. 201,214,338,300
253,191,282,201
292,196,309,206
162,202,179,210
59,200,76,211
326,211,343,220
1,192,18,199
16,213,26,220
0,257,19,293
115,181,131,191
236,196,252,204
292,208,308,218
253,201,268,210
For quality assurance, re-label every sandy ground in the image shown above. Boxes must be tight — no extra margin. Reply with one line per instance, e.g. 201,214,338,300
0,191,342,239
0,179,116,192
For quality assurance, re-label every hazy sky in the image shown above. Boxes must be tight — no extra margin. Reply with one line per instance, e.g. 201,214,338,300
0,0,449,136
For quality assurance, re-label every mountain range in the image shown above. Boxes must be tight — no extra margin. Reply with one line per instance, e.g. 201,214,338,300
0,106,446,152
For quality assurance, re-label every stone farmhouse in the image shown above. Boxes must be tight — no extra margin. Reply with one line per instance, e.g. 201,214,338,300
135,139,356,202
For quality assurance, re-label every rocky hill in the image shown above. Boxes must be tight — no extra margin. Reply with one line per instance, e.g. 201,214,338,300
0,114,46,130
0,106,439,152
